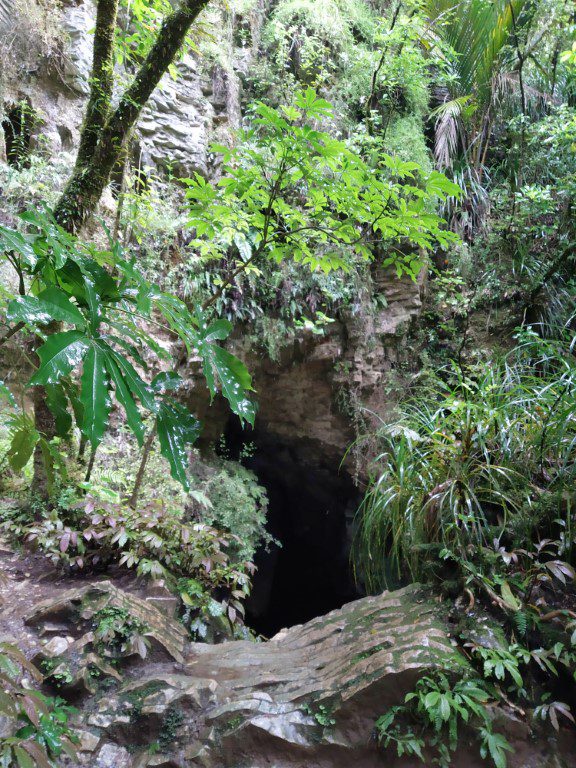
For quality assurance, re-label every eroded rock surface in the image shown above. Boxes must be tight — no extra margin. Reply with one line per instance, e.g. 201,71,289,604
2,543,576,767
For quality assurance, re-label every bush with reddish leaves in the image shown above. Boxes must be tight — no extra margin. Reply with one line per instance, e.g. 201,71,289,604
18,496,253,633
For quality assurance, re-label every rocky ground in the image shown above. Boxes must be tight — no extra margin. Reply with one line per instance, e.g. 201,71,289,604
1,540,575,768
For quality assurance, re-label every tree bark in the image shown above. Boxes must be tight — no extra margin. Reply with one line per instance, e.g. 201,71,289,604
53,0,210,233
31,0,210,498
75,0,119,170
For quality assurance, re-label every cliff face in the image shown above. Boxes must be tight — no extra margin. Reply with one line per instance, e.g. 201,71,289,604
0,0,248,175
3,544,574,768
0,0,425,475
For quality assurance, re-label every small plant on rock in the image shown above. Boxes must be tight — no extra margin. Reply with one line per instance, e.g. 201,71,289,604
93,606,150,659
376,671,512,768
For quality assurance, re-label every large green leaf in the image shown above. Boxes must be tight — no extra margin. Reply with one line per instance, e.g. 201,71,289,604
196,318,256,426
29,331,89,386
45,383,73,437
0,225,37,267
104,354,144,445
156,401,201,490
80,344,111,449
7,417,39,471
101,344,156,412
37,287,86,325
7,287,85,327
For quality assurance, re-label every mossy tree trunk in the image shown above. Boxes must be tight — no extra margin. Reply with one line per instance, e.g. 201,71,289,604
31,0,211,497
53,0,211,232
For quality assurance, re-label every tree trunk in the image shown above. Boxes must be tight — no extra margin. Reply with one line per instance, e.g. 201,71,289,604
31,0,210,498
53,0,210,233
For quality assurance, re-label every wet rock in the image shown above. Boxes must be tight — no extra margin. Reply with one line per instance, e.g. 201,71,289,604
95,743,132,768
43,635,70,656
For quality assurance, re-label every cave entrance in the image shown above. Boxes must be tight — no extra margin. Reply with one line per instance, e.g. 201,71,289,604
223,424,362,637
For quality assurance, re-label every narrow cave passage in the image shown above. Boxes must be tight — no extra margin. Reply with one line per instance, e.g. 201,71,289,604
223,424,362,637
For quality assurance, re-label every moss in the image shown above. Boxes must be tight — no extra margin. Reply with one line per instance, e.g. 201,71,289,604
384,115,433,173
122,680,166,724
352,642,392,663
158,704,185,751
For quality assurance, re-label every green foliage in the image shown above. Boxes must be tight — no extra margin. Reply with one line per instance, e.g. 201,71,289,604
115,0,201,76
376,671,511,768
1,206,255,491
261,0,376,86
355,333,576,590
185,88,460,283
303,702,336,728
93,606,150,659
199,462,272,564
3,492,253,636
0,643,77,768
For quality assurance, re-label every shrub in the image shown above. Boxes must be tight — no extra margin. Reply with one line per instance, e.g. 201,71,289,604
4,494,253,633
0,642,78,767
355,333,576,590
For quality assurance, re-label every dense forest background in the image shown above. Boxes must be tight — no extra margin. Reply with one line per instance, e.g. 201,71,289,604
0,0,576,766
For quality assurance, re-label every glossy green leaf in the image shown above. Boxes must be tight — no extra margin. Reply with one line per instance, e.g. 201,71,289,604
156,400,202,490
29,331,89,386
7,425,39,471
45,384,73,437
37,287,86,325
101,344,156,412
7,287,86,327
104,354,144,446
0,225,37,267
80,344,111,449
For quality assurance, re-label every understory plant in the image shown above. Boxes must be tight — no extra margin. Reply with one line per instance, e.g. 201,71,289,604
355,330,576,590
364,328,576,761
0,206,256,498
376,671,512,768
0,642,78,767
1,493,252,634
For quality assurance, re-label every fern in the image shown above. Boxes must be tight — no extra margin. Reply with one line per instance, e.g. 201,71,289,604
514,610,528,638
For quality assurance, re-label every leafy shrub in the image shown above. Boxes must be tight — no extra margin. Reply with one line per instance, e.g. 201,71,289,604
0,642,77,767
376,671,512,768
355,334,576,590
5,494,253,633
1,205,255,496
93,606,150,659
200,462,272,563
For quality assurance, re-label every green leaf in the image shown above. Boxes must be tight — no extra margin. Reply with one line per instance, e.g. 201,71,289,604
29,331,89,386
13,746,35,768
197,324,256,426
7,287,86,327
102,344,156,412
156,400,202,490
104,355,144,446
80,344,111,449
7,424,39,471
500,581,520,612
7,296,53,325
0,225,37,266
45,384,73,437
38,287,86,325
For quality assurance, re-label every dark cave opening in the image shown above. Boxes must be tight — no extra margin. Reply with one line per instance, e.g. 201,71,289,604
222,422,362,638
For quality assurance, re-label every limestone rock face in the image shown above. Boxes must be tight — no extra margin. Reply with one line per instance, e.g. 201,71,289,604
24,581,463,768
1,545,575,768
0,0,250,176
184,267,425,474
